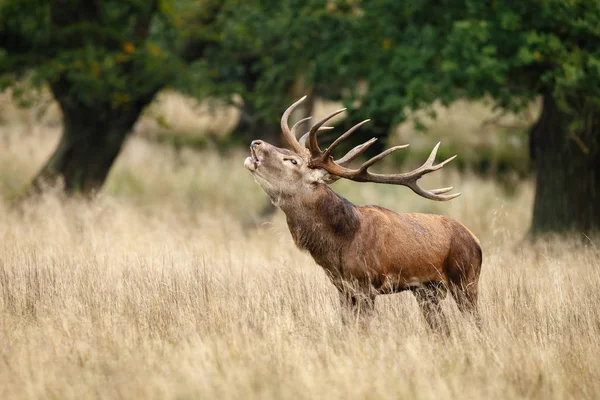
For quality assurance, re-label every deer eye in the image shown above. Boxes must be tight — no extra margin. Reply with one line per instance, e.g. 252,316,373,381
289,159,298,165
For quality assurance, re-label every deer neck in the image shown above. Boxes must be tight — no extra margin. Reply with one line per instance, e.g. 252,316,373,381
279,184,359,266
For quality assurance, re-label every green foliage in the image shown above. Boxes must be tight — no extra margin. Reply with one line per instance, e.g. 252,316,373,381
3,0,599,124
182,0,352,123
178,0,600,155
2,0,599,155
0,0,191,111
336,0,600,121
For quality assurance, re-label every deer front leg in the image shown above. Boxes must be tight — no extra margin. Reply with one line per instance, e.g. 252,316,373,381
326,274,376,327
339,291,375,321
338,288,375,328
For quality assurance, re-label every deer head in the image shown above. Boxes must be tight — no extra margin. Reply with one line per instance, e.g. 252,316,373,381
244,96,461,204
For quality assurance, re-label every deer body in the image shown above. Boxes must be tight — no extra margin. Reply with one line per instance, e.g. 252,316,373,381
245,97,482,329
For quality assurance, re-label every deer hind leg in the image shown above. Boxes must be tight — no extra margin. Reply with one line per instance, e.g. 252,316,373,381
446,232,483,329
448,273,481,329
412,282,449,334
450,283,481,329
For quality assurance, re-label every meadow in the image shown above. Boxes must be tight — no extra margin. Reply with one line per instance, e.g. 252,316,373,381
0,94,599,399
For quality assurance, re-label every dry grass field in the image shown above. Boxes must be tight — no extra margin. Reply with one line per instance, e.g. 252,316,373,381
1,94,599,399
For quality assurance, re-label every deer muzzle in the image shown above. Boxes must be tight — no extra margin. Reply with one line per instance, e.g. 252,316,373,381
244,143,261,171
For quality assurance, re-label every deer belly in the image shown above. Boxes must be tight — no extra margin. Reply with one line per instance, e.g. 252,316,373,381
341,253,446,294
376,269,443,293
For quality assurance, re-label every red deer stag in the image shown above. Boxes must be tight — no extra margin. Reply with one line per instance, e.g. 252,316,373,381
244,97,482,329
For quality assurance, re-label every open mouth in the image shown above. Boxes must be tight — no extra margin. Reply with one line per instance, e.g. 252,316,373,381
244,147,260,171
250,147,260,163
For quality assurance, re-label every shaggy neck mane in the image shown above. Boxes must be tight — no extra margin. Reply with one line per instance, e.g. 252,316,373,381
279,184,359,267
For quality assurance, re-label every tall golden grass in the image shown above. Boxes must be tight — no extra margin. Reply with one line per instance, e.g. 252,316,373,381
0,96,599,399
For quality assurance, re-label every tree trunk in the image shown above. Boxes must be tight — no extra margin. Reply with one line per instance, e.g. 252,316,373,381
32,101,148,194
530,94,600,234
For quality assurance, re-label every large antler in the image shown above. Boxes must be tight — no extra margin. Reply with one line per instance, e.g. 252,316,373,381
281,96,309,154
280,97,460,200
287,99,460,201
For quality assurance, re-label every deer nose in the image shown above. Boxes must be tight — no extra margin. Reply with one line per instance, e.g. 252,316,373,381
251,140,262,149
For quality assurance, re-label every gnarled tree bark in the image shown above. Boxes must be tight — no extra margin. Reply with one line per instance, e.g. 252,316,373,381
530,94,600,234
31,83,157,194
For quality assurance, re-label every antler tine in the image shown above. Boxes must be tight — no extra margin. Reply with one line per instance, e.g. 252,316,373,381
299,126,334,148
335,137,378,166
425,142,441,166
359,144,410,171
391,144,461,200
407,182,462,201
320,119,371,161
306,108,346,156
414,142,456,172
406,143,458,178
290,117,312,139
281,96,308,154
434,154,457,169
429,186,454,194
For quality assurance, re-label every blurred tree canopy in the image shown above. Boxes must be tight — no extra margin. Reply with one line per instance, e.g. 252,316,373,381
0,0,342,190
334,0,600,234
1,0,599,234
186,0,352,145
0,0,217,192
